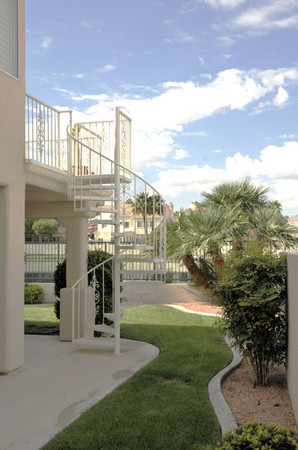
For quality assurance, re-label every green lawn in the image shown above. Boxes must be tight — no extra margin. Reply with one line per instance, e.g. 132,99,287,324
24,304,59,335
43,304,232,450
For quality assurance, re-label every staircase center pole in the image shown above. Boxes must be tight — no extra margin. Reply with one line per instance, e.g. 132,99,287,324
114,107,121,355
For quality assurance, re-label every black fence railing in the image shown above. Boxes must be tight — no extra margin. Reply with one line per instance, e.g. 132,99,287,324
24,241,191,283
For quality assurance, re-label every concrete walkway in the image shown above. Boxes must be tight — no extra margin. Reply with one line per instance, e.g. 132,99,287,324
0,335,159,450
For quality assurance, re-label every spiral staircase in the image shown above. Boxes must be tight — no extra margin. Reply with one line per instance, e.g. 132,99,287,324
25,95,166,354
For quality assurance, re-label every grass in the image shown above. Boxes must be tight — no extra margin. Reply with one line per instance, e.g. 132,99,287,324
43,304,232,450
24,304,59,335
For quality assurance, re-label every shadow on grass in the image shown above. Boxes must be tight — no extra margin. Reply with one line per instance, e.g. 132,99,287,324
43,305,231,450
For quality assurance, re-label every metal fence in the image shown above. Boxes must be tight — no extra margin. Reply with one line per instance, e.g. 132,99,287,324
24,241,191,283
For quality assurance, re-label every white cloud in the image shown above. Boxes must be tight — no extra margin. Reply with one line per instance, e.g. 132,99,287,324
222,53,232,59
217,36,235,46
198,56,205,66
153,141,298,213
99,64,116,73
273,86,289,105
183,131,209,136
81,22,93,28
165,30,197,44
180,0,247,14
234,0,298,31
41,36,53,49
173,149,190,160
74,73,86,79
58,65,298,171
279,133,295,139
204,0,247,8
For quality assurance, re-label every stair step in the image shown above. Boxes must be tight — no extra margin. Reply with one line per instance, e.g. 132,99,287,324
73,195,119,202
120,270,165,275
74,195,106,201
120,257,161,263
74,174,115,184
90,324,114,334
120,280,164,286
74,207,117,214
89,219,118,225
73,184,117,190
118,245,137,250
104,312,123,321
112,232,135,237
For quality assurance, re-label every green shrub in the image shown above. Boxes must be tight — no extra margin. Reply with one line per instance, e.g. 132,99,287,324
54,250,113,325
24,284,45,304
217,243,287,385
216,421,298,449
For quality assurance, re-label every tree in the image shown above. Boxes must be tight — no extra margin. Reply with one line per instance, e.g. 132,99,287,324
200,177,269,212
25,219,36,233
218,244,288,385
32,219,59,238
166,213,215,288
167,178,298,287
128,191,162,235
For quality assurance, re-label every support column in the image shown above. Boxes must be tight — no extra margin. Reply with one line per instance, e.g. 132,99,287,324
0,184,25,373
59,216,89,341
61,216,89,288
114,107,121,355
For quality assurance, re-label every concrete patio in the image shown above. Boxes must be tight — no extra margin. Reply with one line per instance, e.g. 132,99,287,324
0,335,159,450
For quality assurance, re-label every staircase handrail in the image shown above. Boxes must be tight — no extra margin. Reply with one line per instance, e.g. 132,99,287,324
67,126,163,198
71,254,115,290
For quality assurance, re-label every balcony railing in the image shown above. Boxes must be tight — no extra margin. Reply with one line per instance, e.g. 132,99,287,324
25,94,131,175
25,94,72,171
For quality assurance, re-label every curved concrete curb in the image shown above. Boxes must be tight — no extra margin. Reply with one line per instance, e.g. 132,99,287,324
208,335,243,436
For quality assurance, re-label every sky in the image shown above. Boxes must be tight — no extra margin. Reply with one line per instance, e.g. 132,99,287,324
25,0,298,215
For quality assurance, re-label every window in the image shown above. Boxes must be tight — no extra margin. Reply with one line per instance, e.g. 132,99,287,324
137,220,143,228
0,0,18,78
124,221,129,228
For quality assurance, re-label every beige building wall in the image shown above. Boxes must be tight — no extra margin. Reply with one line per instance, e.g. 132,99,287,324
287,253,298,423
0,0,26,373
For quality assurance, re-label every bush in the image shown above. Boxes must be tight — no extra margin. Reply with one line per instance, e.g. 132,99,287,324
217,243,287,385
24,284,45,304
54,250,113,325
216,421,298,449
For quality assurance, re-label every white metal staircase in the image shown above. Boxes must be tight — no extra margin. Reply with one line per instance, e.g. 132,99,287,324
25,95,167,354
68,107,166,354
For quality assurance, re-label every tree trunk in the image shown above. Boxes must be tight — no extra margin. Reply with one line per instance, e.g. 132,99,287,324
212,252,225,270
182,254,210,289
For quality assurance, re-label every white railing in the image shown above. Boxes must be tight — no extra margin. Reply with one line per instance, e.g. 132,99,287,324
25,95,131,176
72,110,131,175
25,94,72,171
68,114,166,353
67,125,167,275
71,255,115,342
24,95,166,354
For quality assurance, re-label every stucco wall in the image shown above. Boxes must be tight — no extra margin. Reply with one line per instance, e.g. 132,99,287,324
0,0,26,373
287,253,298,423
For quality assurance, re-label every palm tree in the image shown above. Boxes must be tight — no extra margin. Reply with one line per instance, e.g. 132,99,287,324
166,214,213,288
129,191,162,235
182,205,244,267
200,177,269,212
167,178,298,287
248,206,298,251
199,177,295,252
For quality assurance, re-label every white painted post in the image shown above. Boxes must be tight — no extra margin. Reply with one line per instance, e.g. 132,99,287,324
114,107,121,355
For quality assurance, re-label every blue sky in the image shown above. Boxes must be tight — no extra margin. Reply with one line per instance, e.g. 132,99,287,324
26,0,298,214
